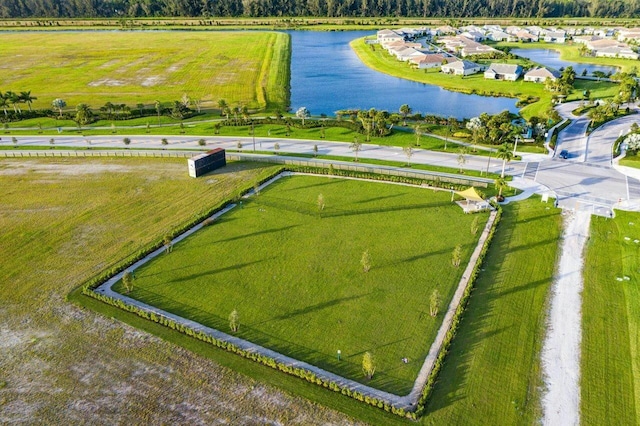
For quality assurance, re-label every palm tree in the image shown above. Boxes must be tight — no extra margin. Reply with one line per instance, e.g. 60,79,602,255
52,98,66,118
217,99,228,115
496,143,514,178
494,177,508,200
6,91,20,113
19,91,36,112
104,102,115,119
0,94,8,117
399,104,412,125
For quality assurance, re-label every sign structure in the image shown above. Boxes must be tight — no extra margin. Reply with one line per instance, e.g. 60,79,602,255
188,148,226,178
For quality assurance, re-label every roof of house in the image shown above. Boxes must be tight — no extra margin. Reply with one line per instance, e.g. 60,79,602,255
445,60,480,70
485,63,522,75
524,67,561,79
412,53,448,64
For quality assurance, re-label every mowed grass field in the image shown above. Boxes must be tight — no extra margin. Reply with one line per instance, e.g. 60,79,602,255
0,158,367,425
423,198,561,424
113,175,488,395
0,31,289,110
582,211,640,425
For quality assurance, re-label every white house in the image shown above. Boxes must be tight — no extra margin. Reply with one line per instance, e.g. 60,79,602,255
484,63,523,81
377,29,405,46
524,67,561,83
544,30,566,43
487,30,513,42
460,30,485,42
395,47,428,61
595,46,639,60
441,60,482,76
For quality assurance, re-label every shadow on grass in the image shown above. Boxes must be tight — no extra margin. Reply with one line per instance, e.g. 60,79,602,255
168,258,271,284
271,292,372,321
123,284,416,395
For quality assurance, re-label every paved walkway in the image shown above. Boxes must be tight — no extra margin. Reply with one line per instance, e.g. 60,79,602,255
93,172,498,412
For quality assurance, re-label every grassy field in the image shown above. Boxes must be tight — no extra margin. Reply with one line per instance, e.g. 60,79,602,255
0,31,289,111
582,211,640,425
422,197,562,424
0,158,369,425
112,175,488,395
0,154,572,424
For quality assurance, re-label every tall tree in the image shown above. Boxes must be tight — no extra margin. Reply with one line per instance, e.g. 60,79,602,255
52,98,66,118
496,143,514,178
399,104,412,125
19,91,36,112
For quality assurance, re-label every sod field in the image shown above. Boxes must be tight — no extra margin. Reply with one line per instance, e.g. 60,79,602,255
582,211,640,425
112,175,489,395
0,31,289,111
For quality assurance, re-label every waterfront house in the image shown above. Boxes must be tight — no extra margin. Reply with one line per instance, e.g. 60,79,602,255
441,60,482,76
524,67,561,83
484,63,523,81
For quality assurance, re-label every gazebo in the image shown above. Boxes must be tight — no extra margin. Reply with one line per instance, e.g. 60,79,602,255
454,187,491,213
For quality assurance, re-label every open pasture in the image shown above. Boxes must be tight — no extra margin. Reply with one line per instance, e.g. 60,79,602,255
0,31,289,110
113,175,488,395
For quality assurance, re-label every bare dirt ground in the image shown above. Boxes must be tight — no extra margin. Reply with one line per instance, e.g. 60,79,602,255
541,210,591,426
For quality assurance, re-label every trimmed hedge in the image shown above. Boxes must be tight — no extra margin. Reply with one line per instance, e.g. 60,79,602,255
414,207,502,417
80,168,500,420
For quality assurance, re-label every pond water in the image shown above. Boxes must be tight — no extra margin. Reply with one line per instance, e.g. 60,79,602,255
287,31,518,119
510,48,619,76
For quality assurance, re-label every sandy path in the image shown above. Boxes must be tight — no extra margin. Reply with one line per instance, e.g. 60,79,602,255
541,210,591,425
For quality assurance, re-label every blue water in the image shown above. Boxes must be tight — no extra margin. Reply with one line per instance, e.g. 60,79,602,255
510,48,618,76
286,31,518,120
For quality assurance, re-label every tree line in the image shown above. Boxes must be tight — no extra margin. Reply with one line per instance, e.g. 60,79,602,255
3,0,640,19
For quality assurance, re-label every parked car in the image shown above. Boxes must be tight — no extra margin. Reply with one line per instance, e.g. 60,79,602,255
559,149,569,159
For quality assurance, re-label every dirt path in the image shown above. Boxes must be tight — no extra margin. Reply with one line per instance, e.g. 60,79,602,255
541,210,591,425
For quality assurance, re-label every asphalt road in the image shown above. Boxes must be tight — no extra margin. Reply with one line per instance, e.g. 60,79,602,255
4,104,640,217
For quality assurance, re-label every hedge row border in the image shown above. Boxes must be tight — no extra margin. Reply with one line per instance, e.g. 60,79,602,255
78,165,502,420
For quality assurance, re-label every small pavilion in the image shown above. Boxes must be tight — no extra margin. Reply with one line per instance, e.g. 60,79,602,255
455,187,491,213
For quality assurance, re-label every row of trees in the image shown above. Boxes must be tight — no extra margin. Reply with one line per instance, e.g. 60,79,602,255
0,90,37,116
2,0,639,18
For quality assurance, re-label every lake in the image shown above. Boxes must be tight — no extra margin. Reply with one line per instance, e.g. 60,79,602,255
287,31,518,119
510,48,618,76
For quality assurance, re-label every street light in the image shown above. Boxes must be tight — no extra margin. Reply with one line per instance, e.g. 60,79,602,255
486,152,492,176
513,134,519,155
251,122,255,152
444,126,450,151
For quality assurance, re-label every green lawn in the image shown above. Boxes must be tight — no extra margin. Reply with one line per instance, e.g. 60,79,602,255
113,175,488,395
423,197,562,424
582,212,640,425
0,31,289,111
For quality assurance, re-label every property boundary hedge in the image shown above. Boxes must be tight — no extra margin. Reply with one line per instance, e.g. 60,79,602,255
78,167,502,420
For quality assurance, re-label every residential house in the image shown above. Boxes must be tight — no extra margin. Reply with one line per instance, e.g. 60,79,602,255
484,63,523,81
618,28,640,42
544,30,567,43
434,25,457,35
394,47,428,61
487,30,514,42
595,46,639,60
524,67,561,83
441,60,482,76
377,29,405,46
515,30,538,42
410,53,449,69
460,30,485,42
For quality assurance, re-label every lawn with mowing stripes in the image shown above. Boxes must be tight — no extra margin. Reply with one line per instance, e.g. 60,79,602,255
0,31,289,110
113,175,489,395
422,198,562,424
582,212,640,425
